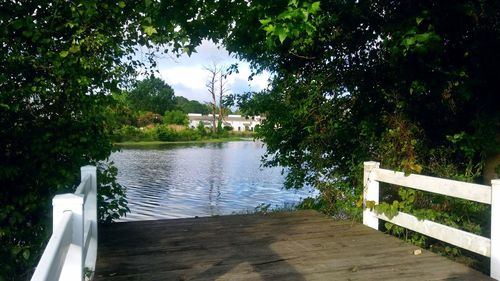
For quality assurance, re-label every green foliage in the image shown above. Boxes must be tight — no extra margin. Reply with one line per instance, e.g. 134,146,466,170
378,115,423,175
115,125,202,142
125,77,176,115
231,0,499,207
260,0,321,49
156,125,177,142
174,96,210,114
197,121,209,137
135,111,163,127
164,110,188,126
0,0,215,278
254,203,272,214
0,0,148,276
96,161,130,224
112,125,158,142
112,123,254,144
105,94,137,129
223,1,498,271
375,185,489,262
177,128,204,141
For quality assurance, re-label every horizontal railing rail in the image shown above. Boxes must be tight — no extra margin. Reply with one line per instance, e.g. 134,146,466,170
363,161,499,280
31,166,97,281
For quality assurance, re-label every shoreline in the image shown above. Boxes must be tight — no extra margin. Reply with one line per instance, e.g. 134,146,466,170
114,137,255,148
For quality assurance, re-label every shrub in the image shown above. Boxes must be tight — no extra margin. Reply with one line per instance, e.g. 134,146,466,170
178,128,202,141
113,125,157,142
97,161,130,224
112,125,142,142
135,111,163,127
164,110,188,126
197,121,208,136
156,125,176,141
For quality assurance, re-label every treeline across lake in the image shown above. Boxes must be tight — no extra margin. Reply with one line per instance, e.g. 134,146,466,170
114,124,253,143
108,77,251,143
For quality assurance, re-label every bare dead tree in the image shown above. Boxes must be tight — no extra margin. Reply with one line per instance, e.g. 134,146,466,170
218,68,230,127
204,63,218,133
204,62,230,133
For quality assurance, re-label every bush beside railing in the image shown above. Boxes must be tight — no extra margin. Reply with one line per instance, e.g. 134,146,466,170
31,166,97,281
363,161,499,280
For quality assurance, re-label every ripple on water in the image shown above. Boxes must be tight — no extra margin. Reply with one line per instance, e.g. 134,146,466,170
111,141,317,221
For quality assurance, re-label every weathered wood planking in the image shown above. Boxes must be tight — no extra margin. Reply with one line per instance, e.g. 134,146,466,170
95,210,492,281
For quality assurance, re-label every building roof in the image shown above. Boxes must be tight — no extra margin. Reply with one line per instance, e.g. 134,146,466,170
187,113,263,122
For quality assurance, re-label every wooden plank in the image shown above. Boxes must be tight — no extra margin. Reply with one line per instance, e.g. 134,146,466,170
374,210,491,256
374,168,491,204
95,211,492,281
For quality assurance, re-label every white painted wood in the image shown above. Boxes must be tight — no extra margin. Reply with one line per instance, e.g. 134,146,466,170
365,161,500,280
374,210,491,257
53,193,84,281
363,161,380,230
30,212,73,281
31,166,97,281
491,179,500,280
74,174,90,198
81,165,97,276
83,221,92,260
374,168,491,204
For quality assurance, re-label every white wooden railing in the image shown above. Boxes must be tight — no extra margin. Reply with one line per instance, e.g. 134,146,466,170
363,161,499,280
31,166,98,281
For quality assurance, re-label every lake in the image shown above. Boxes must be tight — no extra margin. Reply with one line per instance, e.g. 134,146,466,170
110,141,316,221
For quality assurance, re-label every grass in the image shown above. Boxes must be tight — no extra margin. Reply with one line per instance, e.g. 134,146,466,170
114,136,251,148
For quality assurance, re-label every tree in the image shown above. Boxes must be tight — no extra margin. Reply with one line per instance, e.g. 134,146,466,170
164,110,188,126
174,96,210,114
205,63,219,133
0,0,219,279
222,0,499,221
218,67,230,126
0,1,141,277
126,77,176,115
135,111,163,127
204,62,230,133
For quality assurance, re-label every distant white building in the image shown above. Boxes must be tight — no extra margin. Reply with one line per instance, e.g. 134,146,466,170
187,113,264,132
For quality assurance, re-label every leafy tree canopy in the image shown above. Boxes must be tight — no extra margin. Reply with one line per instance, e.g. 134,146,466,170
126,77,176,114
174,96,210,114
218,0,500,217
164,110,189,126
0,0,226,279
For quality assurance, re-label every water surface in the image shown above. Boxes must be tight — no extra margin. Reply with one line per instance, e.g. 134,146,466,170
111,141,316,221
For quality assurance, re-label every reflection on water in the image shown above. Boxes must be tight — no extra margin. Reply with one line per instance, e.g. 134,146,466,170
111,141,316,221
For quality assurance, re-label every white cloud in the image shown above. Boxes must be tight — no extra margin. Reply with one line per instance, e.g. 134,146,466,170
152,40,271,102
160,67,206,90
169,83,208,102
231,63,271,92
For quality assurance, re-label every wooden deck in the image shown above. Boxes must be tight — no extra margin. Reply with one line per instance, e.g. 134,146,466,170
95,210,491,281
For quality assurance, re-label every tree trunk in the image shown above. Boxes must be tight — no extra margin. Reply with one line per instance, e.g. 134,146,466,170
218,71,225,129
205,64,218,133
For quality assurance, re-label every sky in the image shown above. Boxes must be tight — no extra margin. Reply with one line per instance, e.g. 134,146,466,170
140,40,271,103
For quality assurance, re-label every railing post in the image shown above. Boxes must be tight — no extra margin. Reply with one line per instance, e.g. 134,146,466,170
52,194,84,281
491,179,500,280
363,161,380,230
81,165,97,276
